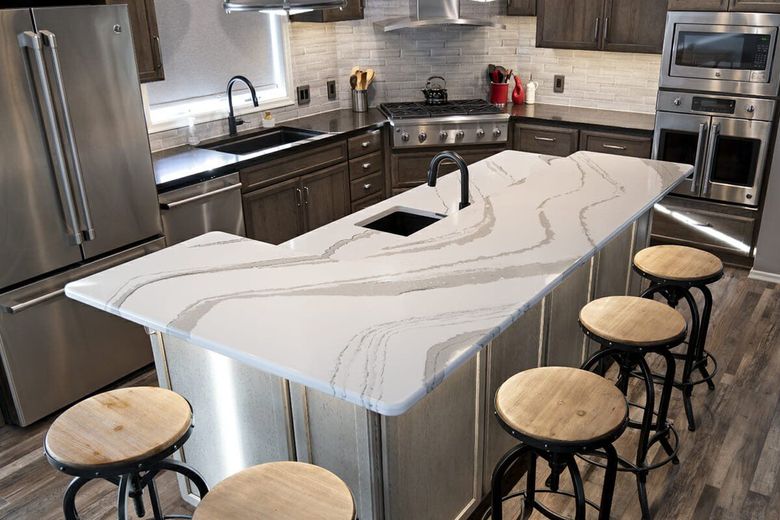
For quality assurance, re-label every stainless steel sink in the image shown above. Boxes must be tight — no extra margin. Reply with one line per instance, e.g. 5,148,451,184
359,208,445,237
199,127,325,156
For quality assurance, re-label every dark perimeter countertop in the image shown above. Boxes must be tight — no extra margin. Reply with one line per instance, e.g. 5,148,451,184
153,105,655,192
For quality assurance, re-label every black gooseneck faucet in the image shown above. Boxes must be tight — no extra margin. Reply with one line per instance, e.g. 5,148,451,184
427,151,470,210
226,75,259,136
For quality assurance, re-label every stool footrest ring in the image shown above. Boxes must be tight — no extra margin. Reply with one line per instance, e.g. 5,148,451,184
483,489,603,520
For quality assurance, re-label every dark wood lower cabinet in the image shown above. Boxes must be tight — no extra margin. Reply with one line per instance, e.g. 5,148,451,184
390,146,506,190
243,177,303,245
301,163,350,232
729,0,780,12
579,129,652,158
513,123,579,156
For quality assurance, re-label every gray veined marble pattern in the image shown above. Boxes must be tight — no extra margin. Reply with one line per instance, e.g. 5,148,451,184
65,151,691,416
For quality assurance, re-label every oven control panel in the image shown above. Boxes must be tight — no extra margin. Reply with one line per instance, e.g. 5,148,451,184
657,91,775,122
691,96,736,114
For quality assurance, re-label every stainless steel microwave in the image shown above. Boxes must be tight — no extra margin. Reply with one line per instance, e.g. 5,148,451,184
660,11,780,97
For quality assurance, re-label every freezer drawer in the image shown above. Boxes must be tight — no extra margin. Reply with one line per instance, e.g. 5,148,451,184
159,173,245,246
0,238,165,426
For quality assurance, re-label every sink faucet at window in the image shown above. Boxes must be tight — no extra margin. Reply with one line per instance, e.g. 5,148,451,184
227,75,259,136
427,151,470,210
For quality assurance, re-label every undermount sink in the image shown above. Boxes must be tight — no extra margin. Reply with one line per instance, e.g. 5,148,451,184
200,127,325,156
359,208,446,237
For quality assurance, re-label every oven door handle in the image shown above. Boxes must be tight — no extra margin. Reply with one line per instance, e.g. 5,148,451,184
701,122,720,196
691,123,708,194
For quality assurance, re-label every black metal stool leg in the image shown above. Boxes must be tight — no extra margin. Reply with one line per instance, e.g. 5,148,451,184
680,289,701,431
128,473,146,518
154,459,210,499
637,471,651,520
656,347,680,464
635,356,655,520
566,455,587,520
145,472,165,520
696,284,716,391
490,444,532,520
117,475,131,520
525,451,537,513
598,444,619,520
62,476,90,520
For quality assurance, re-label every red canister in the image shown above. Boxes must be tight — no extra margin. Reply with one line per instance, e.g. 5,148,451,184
489,82,509,106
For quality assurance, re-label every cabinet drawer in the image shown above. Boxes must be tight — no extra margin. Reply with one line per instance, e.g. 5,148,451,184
651,197,756,256
350,170,384,201
352,193,384,213
240,141,347,191
580,130,652,158
348,129,382,158
513,124,578,156
349,151,383,180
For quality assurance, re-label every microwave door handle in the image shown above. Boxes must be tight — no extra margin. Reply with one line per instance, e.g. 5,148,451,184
17,31,83,246
702,122,720,196
692,123,708,193
40,30,95,242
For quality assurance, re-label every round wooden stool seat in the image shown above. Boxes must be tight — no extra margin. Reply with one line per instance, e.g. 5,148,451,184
580,296,687,347
45,387,192,470
634,245,723,282
193,462,355,520
495,367,627,447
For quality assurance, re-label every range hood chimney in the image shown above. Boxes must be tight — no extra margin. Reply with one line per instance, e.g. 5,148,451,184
374,0,505,32
224,0,345,13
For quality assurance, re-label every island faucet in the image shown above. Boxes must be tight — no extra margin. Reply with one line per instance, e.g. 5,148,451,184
427,151,470,210
226,75,259,136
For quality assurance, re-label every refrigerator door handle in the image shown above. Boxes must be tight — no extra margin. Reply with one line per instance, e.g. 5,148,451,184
40,30,96,242
692,123,708,194
702,122,720,196
17,31,83,246
1,289,65,315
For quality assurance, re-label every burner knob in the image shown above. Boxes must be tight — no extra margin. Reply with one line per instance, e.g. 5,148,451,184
455,130,465,140
476,128,485,138
401,132,410,142
439,131,448,141
673,97,682,106
746,105,756,113
493,128,502,138
418,131,428,143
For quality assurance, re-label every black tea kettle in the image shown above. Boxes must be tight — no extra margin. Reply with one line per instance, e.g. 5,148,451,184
422,76,448,105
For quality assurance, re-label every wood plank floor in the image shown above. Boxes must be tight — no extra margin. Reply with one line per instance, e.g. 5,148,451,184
0,267,777,519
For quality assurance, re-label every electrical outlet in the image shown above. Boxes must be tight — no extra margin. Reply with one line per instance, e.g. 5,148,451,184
327,80,337,101
554,75,565,94
297,85,311,105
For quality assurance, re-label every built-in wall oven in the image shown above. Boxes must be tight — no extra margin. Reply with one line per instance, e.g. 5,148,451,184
660,11,780,97
654,91,774,207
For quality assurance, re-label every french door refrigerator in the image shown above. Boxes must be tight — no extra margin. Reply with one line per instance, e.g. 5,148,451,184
0,5,164,426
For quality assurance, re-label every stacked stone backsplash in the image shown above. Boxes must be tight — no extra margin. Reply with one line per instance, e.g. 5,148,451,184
149,0,661,152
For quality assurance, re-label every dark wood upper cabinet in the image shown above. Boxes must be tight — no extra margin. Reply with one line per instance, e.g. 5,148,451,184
602,0,667,54
729,0,780,12
537,0,605,51
667,0,729,8
290,0,364,22
537,0,667,54
105,0,164,83
507,0,537,16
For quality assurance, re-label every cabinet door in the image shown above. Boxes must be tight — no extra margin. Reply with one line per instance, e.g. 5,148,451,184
291,0,364,22
106,0,164,82
667,0,729,9
301,163,350,233
537,0,604,50
602,0,667,54
513,123,579,156
579,129,652,158
390,147,506,190
507,0,536,15
243,177,303,245
729,0,780,12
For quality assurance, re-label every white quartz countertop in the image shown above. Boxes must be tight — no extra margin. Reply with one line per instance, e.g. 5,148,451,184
65,151,691,416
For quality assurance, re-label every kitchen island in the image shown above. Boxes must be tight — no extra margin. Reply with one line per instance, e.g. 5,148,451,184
66,150,690,520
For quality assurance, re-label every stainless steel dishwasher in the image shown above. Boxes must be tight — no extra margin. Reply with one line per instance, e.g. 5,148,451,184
159,173,245,245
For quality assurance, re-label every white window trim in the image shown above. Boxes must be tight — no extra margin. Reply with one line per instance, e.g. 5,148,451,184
143,15,296,134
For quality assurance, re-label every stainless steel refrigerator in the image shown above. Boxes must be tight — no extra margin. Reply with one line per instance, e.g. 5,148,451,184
0,5,164,426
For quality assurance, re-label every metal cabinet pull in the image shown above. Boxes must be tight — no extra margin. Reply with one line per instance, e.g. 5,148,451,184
602,143,626,151
295,188,303,207
18,31,83,246
594,17,600,42
40,30,96,241
603,17,610,43
362,162,371,169
303,186,310,205
691,123,708,193
152,36,162,70
363,183,372,190
361,141,370,148
2,289,65,314
160,183,242,209
534,136,557,142
702,123,720,195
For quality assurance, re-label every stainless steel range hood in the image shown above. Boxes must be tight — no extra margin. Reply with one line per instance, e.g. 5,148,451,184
224,0,345,13
374,0,505,31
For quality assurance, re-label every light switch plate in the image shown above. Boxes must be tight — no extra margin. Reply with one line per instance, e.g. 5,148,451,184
554,75,565,94
327,80,337,101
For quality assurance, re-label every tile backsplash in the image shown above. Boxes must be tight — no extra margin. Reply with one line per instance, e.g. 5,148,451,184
149,1,661,152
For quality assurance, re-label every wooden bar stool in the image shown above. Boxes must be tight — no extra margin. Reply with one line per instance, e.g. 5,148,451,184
490,367,628,520
45,387,209,520
579,296,687,520
192,461,355,520
634,245,724,431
